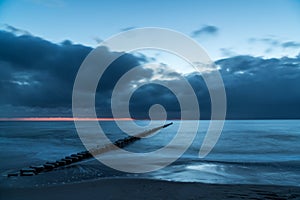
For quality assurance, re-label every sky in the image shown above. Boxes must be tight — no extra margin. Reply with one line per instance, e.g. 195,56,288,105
0,0,300,119
1,0,300,59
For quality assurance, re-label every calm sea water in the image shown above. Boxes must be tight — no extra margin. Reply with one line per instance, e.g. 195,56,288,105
1,120,299,187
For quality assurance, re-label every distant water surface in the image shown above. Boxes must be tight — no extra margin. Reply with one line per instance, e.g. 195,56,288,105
1,120,299,187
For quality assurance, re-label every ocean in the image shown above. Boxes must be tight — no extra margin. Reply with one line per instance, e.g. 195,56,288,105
1,120,300,188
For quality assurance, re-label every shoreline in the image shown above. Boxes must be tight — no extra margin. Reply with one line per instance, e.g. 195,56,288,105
1,177,300,200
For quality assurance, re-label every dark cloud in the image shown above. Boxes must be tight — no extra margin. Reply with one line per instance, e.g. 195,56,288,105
248,37,279,46
249,37,300,50
281,41,300,48
191,25,219,37
1,28,300,119
2,24,32,36
120,26,137,31
93,36,103,44
216,55,300,119
129,84,181,119
0,30,92,110
0,30,146,117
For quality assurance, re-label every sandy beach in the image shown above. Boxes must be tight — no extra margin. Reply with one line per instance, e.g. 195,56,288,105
1,178,300,200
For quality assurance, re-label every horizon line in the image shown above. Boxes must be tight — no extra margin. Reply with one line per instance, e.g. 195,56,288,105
0,117,298,122
0,117,133,122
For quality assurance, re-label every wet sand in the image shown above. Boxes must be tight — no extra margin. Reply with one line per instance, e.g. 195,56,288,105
1,178,300,200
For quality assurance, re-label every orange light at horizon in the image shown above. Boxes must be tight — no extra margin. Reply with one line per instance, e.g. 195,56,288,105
0,117,133,121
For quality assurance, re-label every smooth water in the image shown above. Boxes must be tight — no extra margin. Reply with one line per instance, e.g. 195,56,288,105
1,120,299,187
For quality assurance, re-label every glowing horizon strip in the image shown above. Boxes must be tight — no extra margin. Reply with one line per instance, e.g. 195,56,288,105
0,117,133,121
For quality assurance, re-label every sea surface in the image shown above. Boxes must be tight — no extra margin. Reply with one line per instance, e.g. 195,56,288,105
0,120,299,188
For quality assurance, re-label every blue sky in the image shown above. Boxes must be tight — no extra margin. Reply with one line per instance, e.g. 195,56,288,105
1,0,300,59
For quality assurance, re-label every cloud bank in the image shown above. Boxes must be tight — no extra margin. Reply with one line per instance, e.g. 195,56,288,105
1,29,300,119
217,55,300,119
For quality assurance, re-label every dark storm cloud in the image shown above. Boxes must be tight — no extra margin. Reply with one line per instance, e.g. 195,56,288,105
216,55,300,119
129,84,181,119
1,28,300,119
191,25,219,37
0,30,91,108
0,29,146,117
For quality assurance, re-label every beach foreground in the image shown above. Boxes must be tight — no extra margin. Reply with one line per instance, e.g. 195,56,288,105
1,178,300,200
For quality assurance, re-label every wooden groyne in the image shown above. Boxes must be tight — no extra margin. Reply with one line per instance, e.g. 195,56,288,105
7,122,173,177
